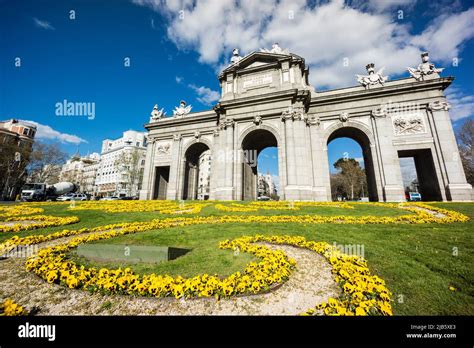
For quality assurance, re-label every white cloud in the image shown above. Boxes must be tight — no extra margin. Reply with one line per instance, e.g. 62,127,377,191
445,87,474,122
33,18,55,30
175,75,219,105
133,0,474,90
188,84,220,106
410,8,474,62
22,120,87,144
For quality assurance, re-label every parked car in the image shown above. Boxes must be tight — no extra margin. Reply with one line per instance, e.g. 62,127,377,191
257,196,271,201
408,192,422,201
56,193,75,201
100,196,120,201
58,193,88,201
72,193,88,201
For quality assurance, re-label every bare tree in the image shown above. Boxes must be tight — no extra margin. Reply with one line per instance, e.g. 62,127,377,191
457,119,473,185
26,142,67,184
0,140,33,200
114,148,144,197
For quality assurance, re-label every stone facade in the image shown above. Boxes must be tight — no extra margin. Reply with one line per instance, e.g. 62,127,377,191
60,153,100,195
96,130,147,197
140,49,472,202
258,172,277,197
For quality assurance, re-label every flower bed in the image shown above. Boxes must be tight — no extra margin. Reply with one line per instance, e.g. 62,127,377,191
0,215,80,233
0,202,466,315
24,229,393,316
0,205,44,219
0,298,25,316
67,200,208,214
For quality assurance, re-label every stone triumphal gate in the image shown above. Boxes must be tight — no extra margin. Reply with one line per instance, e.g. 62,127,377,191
140,46,472,202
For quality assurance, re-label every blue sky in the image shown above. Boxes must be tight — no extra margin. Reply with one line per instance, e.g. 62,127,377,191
1,0,474,188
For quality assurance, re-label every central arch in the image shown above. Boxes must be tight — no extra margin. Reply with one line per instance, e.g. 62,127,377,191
240,128,278,200
182,142,211,200
326,126,379,201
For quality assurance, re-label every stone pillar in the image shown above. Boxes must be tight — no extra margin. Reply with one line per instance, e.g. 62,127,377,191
139,138,156,200
307,116,329,200
166,134,182,200
293,115,314,199
370,109,405,202
225,119,234,194
282,111,296,196
428,100,472,201
209,129,219,200
214,119,235,200
282,107,314,200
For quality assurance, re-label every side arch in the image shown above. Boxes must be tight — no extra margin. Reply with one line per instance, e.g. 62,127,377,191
181,136,213,158
180,140,212,200
322,120,381,201
237,123,281,201
322,120,376,146
238,123,282,149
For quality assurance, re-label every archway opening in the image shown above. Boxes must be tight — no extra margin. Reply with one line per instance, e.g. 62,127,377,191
182,142,211,200
327,127,378,201
398,149,442,201
241,129,279,201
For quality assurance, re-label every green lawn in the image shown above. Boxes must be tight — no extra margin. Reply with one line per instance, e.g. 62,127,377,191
1,201,473,315
0,201,410,243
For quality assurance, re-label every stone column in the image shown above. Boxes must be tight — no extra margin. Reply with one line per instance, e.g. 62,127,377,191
139,138,156,200
293,114,313,199
371,110,405,202
428,100,472,200
282,111,296,190
307,116,329,200
281,107,314,200
166,134,182,200
214,119,235,200
209,129,219,200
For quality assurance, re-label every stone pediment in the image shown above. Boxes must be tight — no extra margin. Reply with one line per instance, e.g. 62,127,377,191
219,50,310,101
221,51,304,77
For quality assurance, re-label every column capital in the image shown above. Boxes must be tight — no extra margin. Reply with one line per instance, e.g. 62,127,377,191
371,105,388,118
428,100,451,111
220,118,234,129
281,106,306,122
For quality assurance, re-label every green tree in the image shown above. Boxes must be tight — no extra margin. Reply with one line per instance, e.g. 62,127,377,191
331,158,367,200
